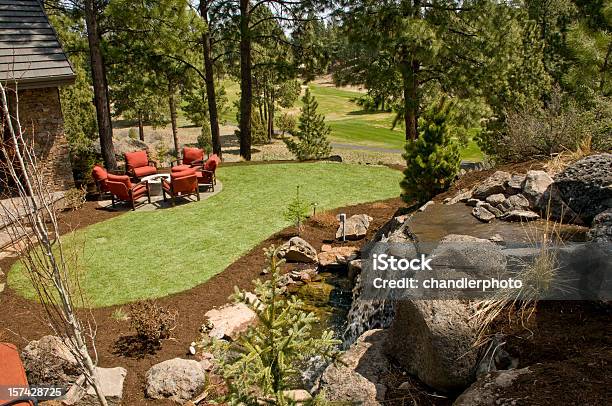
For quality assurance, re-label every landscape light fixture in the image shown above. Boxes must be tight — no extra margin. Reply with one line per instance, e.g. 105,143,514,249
339,213,346,241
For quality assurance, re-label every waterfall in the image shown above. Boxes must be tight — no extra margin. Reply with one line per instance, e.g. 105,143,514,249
341,214,418,347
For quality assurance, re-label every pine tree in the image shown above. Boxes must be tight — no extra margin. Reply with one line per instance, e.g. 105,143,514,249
401,99,461,204
209,246,339,404
284,88,332,160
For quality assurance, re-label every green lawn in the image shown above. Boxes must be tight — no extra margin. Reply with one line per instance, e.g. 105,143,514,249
9,163,401,307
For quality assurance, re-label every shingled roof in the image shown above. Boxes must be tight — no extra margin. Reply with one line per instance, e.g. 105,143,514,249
0,0,75,88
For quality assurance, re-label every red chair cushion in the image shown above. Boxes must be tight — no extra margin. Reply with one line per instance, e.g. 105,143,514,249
107,173,132,188
133,166,157,177
125,150,149,169
0,342,32,405
172,165,191,172
91,165,108,182
183,147,204,165
204,155,218,172
170,169,197,194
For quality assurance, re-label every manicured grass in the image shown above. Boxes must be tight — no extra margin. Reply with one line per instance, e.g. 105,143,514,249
9,163,402,307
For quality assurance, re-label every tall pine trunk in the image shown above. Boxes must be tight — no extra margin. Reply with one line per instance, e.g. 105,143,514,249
168,83,179,153
268,93,275,142
239,0,252,160
84,0,116,170
200,1,222,157
137,111,144,141
402,59,420,140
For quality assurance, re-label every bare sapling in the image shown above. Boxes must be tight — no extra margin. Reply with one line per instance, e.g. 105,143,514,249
0,81,109,406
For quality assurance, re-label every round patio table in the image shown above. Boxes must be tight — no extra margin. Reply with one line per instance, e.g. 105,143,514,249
140,173,171,196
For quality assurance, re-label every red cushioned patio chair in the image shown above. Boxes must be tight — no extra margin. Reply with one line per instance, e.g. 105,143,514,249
162,168,200,206
0,342,38,406
170,147,206,172
91,164,124,198
106,173,151,210
124,150,157,180
194,154,219,192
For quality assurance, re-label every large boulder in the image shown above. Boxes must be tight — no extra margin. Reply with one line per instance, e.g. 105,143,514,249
277,237,318,263
63,367,127,406
336,214,373,240
317,329,389,405
204,298,257,341
500,210,540,222
453,368,531,406
317,245,359,267
505,174,526,194
385,235,506,393
145,358,206,403
21,335,82,387
472,171,511,199
497,194,530,213
521,170,553,207
472,206,495,222
554,153,612,223
588,208,612,243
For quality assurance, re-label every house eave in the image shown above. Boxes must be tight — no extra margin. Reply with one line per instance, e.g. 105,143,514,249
1,74,76,90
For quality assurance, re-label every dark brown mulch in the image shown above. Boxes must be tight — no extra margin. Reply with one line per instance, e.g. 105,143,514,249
0,195,402,405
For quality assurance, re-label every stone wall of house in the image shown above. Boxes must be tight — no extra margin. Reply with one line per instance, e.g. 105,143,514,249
13,87,74,191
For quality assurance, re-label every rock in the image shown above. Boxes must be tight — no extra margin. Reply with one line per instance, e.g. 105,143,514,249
318,246,359,267
348,259,362,283
199,352,215,371
283,389,312,403
554,153,612,223
498,194,530,213
418,200,434,211
386,235,506,392
472,206,495,222
336,214,373,240
472,171,511,199
489,234,504,244
445,190,472,205
145,358,206,402
278,237,318,263
204,300,257,340
477,202,504,217
466,198,481,207
453,367,531,406
397,381,412,391
317,330,389,405
485,193,506,205
500,210,540,222
522,170,553,207
588,208,612,243
505,174,526,194
21,335,82,387
63,367,127,406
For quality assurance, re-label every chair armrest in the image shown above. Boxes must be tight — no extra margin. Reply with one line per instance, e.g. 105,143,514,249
133,180,149,189
1,396,38,406
190,159,204,166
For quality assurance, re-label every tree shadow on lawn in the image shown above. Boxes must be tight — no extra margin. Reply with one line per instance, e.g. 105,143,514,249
112,335,162,359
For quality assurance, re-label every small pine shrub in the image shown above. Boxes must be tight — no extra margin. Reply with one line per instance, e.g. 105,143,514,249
154,142,169,167
284,89,332,160
128,128,138,140
283,186,311,235
128,300,177,344
401,98,461,204
197,122,213,153
207,246,340,404
276,112,297,136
